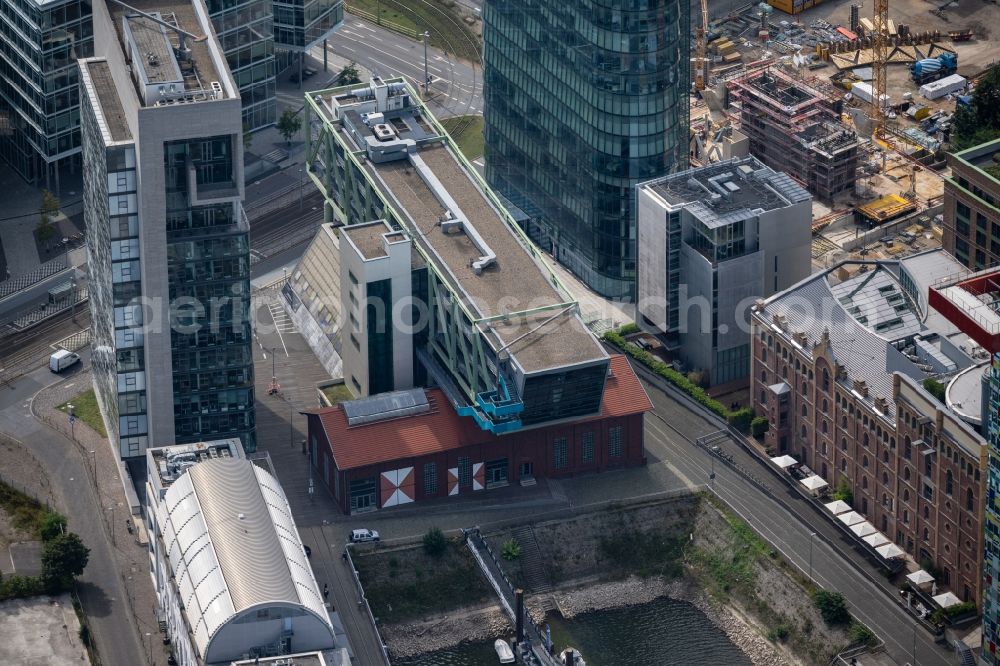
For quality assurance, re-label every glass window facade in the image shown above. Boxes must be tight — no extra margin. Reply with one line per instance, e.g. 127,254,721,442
483,0,689,298
206,0,277,130
0,0,93,180
273,0,343,50
164,136,256,452
983,355,1000,662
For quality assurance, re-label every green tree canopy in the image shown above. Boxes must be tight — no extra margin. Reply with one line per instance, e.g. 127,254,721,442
276,109,302,146
953,65,1000,151
42,532,90,592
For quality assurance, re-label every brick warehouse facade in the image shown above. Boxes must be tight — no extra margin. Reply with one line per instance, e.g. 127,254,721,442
752,324,986,604
305,355,651,514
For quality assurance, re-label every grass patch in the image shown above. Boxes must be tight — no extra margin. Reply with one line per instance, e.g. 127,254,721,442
346,0,480,62
58,389,107,438
353,540,492,624
320,382,355,406
598,529,687,579
0,480,50,538
441,115,484,161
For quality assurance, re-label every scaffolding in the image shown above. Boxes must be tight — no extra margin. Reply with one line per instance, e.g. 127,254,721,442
728,67,859,200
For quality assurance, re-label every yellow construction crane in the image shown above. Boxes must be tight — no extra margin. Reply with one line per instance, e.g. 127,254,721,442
872,0,889,141
695,0,709,90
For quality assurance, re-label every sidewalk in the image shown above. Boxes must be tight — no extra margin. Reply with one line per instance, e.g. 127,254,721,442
31,372,171,666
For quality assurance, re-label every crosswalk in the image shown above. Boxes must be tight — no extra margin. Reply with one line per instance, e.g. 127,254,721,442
267,300,297,334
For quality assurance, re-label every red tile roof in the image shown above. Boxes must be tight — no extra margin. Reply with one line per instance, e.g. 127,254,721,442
309,355,651,471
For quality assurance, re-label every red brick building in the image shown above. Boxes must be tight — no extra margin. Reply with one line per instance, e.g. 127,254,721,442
305,355,651,514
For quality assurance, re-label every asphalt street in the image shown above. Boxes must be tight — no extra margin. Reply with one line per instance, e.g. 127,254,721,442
0,352,147,666
320,17,482,119
639,375,952,666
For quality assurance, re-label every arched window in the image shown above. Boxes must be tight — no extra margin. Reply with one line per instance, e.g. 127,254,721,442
782,366,788,379
841,459,847,472
904,467,911,481
863,433,870,448
808,369,814,381
882,450,889,464
801,425,807,439
821,421,828,434
923,528,929,542
760,390,768,405
967,488,975,512
822,368,830,391
761,370,767,382
802,404,808,418
904,489,910,502
946,470,953,496
863,455,869,469
841,437,848,451
924,506,929,519
882,472,889,485
761,348,767,362
904,437,912,460
882,493,889,506
842,416,848,429
863,476,868,489
822,441,828,456
821,462,828,479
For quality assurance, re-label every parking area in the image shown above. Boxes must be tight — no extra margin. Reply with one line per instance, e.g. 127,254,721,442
0,595,87,665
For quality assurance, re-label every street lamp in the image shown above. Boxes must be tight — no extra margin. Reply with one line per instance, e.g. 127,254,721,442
67,403,75,440
89,449,96,479
808,532,818,581
423,32,430,93
145,631,152,665
298,168,304,209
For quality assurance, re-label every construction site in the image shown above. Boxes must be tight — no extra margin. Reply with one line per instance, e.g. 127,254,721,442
689,0,1000,270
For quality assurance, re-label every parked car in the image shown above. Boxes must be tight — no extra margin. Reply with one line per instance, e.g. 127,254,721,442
350,528,380,543
49,350,80,373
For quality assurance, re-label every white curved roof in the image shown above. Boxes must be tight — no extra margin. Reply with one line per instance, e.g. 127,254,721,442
161,458,331,658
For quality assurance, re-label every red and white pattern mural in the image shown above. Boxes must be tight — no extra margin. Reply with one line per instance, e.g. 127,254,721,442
448,467,459,496
380,467,414,508
472,462,485,491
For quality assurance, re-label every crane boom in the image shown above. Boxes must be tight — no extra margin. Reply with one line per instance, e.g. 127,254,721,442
695,0,709,90
872,0,889,141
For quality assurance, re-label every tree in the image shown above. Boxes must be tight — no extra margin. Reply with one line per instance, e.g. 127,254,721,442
922,378,946,402
276,109,302,146
41,532,90,592
39,512,67,541
751,416,769,438
833,476,853,505
422,527,447,558
953,65,1000,150
37,188,60,242
813,589,850,625
242,122,253,153
501,538,522,561
338,62,362,86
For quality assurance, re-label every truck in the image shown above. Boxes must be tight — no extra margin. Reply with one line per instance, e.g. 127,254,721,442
910,53,958,85
49,349,80,373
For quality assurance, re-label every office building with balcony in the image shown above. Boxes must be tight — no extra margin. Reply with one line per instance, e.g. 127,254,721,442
144,440,336,664
635,156,812,387
0,0,93,184
751,250,988,604
303,77,611,434
481,0,690,299
943,137,1000,271
80,0,255,458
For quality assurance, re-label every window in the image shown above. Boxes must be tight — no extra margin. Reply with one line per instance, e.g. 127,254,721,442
822,368,830,391
582,432,594,463
554,437,568,469
841,437,847,452
904,467,911,482
423,463,437,496
458,457,471,487
863,455,869,469
946,470,953,496
609,426,623,457
967,488,974,511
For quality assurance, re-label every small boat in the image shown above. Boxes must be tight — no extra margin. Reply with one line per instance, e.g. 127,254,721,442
559,647,587,666
494,638,515,664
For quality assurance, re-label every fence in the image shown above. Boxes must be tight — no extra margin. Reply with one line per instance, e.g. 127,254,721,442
343,545,393,666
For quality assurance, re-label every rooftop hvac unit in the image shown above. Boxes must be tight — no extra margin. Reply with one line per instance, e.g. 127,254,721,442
372,123,396,141
210,81,222,98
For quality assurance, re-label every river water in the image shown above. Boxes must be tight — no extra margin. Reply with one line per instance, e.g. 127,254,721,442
394,597,751,665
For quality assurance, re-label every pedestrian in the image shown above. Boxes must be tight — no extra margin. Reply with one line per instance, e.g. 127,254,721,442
323,583,329,600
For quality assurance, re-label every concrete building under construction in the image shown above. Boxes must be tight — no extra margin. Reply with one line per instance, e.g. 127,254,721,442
728,68,859,201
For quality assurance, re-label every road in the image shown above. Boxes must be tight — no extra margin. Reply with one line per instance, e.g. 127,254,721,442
638,371,952,666
0,352,147,666
320,17,482,119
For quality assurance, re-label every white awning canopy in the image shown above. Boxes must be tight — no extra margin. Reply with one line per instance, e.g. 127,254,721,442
933,592,962,608
800,475,829,491
824,500,852,515
838,511,865,527
876,543,905,559
907,570,935,585
771,455,798,469
862,532,890,548
849,521,877,538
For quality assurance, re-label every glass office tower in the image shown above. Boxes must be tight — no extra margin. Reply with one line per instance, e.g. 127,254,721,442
206,0,277,130
0,0,93,183
273,0,342,50
483,0,689,299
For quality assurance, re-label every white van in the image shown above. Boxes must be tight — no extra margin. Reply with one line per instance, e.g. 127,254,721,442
49,350,80,373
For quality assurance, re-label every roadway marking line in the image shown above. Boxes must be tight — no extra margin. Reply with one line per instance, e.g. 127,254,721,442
335,34,446,74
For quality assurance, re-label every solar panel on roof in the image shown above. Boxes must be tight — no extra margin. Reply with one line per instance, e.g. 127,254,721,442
343,388,430,426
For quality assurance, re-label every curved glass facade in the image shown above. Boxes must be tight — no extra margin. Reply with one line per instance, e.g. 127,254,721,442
483,0,689,299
